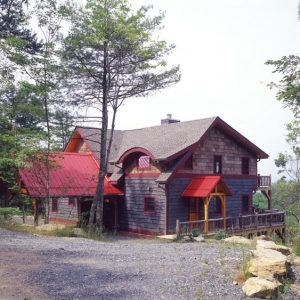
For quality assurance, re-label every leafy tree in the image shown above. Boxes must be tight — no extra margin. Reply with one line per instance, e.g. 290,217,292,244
62,0,181,235
0,0,41,54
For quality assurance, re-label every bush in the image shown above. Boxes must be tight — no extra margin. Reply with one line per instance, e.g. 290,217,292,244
214,229,228,240
191,228,200,237
0,207,21,222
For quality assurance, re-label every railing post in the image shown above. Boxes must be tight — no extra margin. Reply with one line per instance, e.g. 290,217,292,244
239,213,243,230
255,213,258,228
176,219,180,239
270,212,272,226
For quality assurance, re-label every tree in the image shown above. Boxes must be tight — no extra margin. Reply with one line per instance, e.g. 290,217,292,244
0,0,41,54
62,0,181,235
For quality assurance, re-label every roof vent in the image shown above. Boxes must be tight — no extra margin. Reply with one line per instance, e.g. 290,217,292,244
161,114,180,125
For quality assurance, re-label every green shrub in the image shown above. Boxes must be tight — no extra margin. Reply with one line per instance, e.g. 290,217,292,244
191,228,200,237
0,207,21,222
214,229,228,240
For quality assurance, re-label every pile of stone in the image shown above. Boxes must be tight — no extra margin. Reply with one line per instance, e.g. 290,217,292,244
224,235,300,299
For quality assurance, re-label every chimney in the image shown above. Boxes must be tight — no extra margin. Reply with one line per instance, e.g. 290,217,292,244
161,114,180,125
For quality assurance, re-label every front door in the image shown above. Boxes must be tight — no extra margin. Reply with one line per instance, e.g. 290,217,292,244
189,197,199,221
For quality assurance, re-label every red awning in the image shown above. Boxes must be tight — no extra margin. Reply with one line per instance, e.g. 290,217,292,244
181,176,233,197
20,152,123,197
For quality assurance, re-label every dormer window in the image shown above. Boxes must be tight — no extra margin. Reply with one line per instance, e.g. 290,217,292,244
138,156,150,170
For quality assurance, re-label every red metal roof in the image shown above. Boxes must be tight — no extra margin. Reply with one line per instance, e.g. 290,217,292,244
19,152,123,197
181,176,233,197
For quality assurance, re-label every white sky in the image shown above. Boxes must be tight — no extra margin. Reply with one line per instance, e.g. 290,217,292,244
101,0,300,183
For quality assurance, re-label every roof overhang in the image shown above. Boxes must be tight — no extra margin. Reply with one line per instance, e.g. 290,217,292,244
181,176,233,197
110,147,154,164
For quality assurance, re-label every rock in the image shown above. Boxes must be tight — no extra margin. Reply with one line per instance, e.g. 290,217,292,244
250,248,287,260
242,276,283,299
73,228,87,237
223,236,252,245
253,235,274,243
256,240,292,256
287,253,300,266
290,284,300,298
194,236,205,242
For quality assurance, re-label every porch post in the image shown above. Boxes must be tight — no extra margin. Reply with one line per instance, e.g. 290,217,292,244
204,197,209,233
222,195,226,230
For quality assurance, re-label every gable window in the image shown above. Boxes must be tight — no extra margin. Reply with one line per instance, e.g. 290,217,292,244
184,155,193,169
52,198,58,212
138,156,150,170
242,195,249,213
69,196,76,206
242,158,249,175
214,156,222,174
144,197,155,214
214,196,222,215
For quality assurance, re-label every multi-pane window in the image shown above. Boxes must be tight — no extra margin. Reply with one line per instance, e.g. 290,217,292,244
214,156,222,174
242,195,249,213
144,197,155,214
52,198,58,212
242,158,249,175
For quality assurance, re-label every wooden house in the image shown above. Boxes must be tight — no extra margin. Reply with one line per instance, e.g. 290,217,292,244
19,152,123,226
62,116,284,237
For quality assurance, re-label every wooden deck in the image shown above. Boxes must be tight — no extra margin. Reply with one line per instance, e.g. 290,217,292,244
176,210,286,242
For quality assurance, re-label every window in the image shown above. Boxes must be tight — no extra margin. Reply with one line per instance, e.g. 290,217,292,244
242,195,249,213
69,196,76,206
52,198,58,212
144,197,155,214
138,156,150,169
184,155,193,169
242,158,249,175
214,156,222,174
214,197,222,215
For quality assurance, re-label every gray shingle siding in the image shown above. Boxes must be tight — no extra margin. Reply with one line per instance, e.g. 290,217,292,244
168,178,190,232
118,178,166,234
223,178,255,217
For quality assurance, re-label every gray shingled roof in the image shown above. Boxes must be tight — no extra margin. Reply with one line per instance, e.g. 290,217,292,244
73,116,268,177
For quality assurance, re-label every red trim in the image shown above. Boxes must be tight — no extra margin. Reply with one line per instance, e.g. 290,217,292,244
120,227,158,236
114,147,154,164
49,217,78,225
52,198,58,213
144,196,156,214
126,173,160,178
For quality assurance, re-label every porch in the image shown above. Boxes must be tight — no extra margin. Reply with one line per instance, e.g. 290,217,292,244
176,210,286,243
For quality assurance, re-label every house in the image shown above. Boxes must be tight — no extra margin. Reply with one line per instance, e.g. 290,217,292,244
19,152,123,226
54,115,271,236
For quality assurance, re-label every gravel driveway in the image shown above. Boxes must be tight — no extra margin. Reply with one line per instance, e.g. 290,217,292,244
0,228,296,300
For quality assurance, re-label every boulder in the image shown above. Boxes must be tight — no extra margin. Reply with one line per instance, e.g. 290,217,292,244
194,236,205,242
248,249,287,277
242,276,283,299
290,284,300,298
253,235,274,243
287,253,300,266
223,236,252,245
256,240,292,256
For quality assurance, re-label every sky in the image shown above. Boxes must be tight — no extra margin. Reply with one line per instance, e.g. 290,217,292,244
98,0,300,183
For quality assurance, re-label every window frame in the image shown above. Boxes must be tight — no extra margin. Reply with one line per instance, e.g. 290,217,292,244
52,198,58,213
214,155,222,174
68,196,76,207
144,196,156,214
242,195,249,213
242,157,250,175
183,154,193,170
137,155,151,170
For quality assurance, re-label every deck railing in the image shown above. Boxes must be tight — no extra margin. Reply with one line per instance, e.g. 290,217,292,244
257,175,271,187
176,210,286,238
